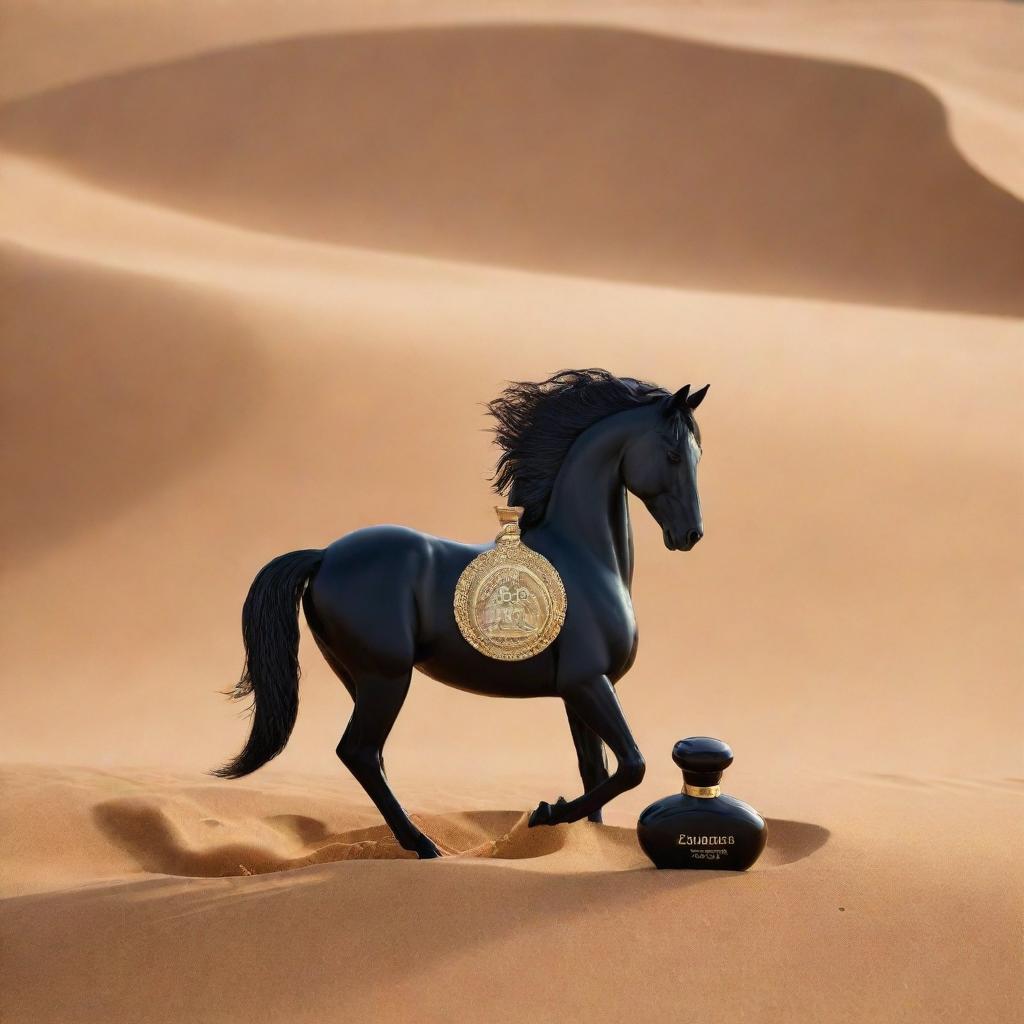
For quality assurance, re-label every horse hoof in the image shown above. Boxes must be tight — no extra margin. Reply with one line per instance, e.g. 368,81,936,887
529,796,569,827
529,801,553,827
413,838,443,859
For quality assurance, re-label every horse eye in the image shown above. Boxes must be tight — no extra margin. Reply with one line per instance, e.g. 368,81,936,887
666,450,682,464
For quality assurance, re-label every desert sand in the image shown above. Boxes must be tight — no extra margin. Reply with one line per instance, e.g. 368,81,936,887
0,2,1021,1022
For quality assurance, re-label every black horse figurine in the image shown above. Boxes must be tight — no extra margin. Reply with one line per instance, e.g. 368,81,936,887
216,369,708,858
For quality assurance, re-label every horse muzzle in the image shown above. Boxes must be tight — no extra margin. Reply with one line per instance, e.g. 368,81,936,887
663,526,703,551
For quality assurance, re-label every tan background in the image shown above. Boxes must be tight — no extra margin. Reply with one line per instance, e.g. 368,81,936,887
1,3,1021,1023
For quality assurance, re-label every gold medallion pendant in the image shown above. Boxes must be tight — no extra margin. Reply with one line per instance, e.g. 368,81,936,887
454,506,567,661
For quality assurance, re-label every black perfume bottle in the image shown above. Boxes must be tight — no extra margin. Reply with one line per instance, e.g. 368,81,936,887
637,737,767,870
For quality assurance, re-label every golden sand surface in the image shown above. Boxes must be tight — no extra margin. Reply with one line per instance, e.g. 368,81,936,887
1,3,1021,1021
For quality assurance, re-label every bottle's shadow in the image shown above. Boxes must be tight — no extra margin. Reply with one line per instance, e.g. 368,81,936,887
759,818,830,867
93,798,829,879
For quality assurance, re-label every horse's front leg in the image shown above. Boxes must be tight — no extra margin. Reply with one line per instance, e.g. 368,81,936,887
529,676,644,827
565,705,610,823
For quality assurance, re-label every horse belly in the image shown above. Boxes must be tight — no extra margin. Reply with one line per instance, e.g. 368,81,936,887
415,643,558,698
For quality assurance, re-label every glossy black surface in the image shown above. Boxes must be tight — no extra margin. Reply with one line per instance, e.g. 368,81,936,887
673,735,734,789
638,737,767,870
215,371,708,858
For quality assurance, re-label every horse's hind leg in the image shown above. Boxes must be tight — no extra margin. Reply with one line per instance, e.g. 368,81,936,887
566,706,609,824
337,670,441,859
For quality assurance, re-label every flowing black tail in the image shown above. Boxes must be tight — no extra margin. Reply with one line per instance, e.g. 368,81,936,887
213,549,323,779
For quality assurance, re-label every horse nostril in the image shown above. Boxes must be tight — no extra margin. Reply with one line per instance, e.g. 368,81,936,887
686,529,703,546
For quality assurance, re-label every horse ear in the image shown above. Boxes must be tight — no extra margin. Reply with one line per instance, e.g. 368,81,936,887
687,384,710,410
667,385,690,414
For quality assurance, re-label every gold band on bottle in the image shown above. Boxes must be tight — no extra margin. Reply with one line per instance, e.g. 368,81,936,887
683,783,721,798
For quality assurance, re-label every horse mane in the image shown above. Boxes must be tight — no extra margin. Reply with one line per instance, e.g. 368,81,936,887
487,368,672,528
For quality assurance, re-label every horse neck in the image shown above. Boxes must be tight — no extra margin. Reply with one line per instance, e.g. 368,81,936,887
531,407,646,587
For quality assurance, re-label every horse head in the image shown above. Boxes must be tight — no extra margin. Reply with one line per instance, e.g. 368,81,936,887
622,384,708,551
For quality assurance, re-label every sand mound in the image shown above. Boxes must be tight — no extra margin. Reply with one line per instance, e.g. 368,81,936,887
92,800,824,875
88,800,587,874
2,766,833,896
2,24,1022,315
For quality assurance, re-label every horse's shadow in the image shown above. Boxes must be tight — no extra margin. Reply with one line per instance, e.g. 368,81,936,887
92,798,829,878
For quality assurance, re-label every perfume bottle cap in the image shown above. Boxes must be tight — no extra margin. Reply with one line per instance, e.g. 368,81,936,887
673,736,734,793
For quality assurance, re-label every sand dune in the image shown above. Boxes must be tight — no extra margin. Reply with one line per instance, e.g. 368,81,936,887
1,3,1021,1023
3,2,1022,202
0,190,1017,779
1,765,829,898
1,766,1017,1024
0,247,267,561
2,25,1022,315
